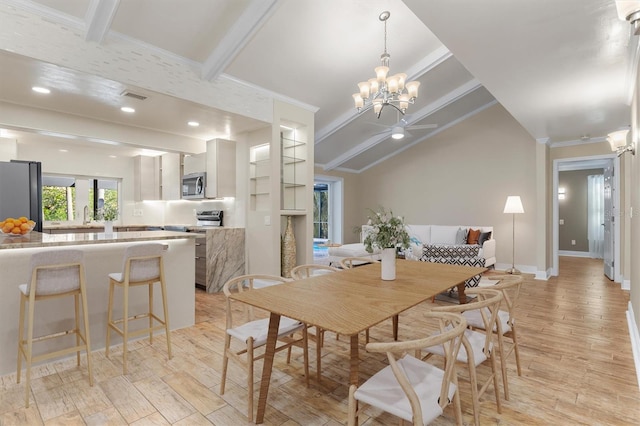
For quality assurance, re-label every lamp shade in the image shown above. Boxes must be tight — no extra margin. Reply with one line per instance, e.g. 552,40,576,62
504,196,524,214
607,129,629,151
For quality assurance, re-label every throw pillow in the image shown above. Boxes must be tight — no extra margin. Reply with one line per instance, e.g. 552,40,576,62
467,228,481,245
478,231,492,246
455,227,468,245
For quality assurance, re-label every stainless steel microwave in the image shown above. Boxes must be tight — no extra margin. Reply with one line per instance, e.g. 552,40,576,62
182,172,206,199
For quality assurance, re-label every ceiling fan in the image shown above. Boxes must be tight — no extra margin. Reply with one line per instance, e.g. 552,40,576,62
368,113,437,140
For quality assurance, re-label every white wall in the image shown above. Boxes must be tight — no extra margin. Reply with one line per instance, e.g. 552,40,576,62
0,137,17,161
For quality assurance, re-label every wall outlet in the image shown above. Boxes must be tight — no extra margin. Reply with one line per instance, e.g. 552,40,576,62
559,219,564,225
571,239,576,245
264,215,271,226
133,209,143,217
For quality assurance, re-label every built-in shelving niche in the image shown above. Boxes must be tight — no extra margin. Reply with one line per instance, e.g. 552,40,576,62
249,143,270,211
280,129,306,212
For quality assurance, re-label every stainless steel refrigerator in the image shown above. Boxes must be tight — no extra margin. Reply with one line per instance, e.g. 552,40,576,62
0,160,43,232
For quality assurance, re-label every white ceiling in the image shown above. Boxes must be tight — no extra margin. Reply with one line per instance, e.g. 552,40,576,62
0,0,635,171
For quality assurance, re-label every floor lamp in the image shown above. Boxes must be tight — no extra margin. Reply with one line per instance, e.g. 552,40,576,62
504,195,524,274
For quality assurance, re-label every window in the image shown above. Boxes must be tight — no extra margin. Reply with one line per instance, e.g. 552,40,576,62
42,175,120,222
42,176,76,221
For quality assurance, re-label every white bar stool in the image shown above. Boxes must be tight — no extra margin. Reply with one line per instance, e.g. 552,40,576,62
16,249,93,407
105,243,172,374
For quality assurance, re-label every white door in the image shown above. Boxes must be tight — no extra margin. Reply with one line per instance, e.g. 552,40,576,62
603,162,614,280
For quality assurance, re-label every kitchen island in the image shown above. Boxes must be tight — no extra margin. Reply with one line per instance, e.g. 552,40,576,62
0,230,197,376
189,227,245,293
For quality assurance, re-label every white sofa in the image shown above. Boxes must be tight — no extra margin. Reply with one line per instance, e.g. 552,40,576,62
326,226,381,265
328,224,496,268
405,225,496,267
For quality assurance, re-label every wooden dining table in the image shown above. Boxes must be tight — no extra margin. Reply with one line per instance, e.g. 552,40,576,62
229,259,486,424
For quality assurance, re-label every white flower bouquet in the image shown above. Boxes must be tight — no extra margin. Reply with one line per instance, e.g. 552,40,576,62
363,206,410,253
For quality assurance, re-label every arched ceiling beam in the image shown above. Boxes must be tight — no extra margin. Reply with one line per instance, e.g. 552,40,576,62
201,0,281,81
314,45,452,145
323,79,482,171
85,0,120,43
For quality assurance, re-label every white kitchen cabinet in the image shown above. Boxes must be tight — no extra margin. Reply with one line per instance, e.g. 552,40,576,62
160,153,181,200
205,138,236,198
182,152,206,176
133,155,160,201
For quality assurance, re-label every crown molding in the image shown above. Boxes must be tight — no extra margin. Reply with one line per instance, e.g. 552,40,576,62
549,136,607,148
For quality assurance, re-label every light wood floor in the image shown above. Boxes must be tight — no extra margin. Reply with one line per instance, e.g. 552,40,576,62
1,257,639,425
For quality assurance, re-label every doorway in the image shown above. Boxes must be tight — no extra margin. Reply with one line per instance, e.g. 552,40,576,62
313,175,343,244
553,155,618,281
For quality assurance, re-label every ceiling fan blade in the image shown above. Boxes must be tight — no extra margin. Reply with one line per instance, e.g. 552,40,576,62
365,121,393,129
372,129,391,137
407,124,438,130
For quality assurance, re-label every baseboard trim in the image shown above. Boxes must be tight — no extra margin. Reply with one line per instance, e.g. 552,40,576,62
559,250,593,258
535,269,551,280
626,302,640,391
494,263,536,275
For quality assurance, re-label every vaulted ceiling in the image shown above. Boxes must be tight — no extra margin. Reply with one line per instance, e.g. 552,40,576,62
0,0,635,172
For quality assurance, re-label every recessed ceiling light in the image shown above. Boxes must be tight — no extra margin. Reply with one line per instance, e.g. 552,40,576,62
121,106,135,113
109,155,117,158
59,149,68,153
32,86,50,94
188,121,200,127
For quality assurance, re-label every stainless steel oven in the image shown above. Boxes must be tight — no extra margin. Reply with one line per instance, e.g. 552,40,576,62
182,172,206,199
196,210,223,226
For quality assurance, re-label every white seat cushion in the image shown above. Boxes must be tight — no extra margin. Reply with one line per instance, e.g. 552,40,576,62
354,354,456,426
252,278,289,289
227,316,304,347
108,272,123,282
425,328,490,365
463,309,511,333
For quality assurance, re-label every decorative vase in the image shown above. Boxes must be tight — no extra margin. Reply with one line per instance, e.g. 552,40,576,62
381,247,396,280
282,216,296,278
104,221,113,234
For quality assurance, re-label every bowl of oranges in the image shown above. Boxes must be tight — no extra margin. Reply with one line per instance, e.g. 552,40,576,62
0,217,36,236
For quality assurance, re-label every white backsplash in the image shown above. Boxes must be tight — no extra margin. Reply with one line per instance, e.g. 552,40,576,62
129,198,238,227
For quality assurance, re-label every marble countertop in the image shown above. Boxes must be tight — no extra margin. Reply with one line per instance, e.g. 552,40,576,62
42,224,243,231
43,224,161,230
185,226,244,232
0,230,198,250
